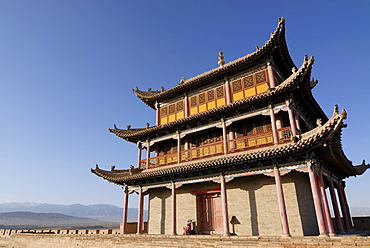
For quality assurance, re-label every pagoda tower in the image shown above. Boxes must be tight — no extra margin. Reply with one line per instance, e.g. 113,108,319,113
92,18,369,236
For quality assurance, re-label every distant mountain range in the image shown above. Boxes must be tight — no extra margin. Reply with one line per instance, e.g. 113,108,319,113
0,202,147,222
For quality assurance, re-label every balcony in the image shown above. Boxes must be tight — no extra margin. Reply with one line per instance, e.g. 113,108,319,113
139,127,292,169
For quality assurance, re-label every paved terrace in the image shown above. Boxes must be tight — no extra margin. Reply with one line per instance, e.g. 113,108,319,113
1,232,369,247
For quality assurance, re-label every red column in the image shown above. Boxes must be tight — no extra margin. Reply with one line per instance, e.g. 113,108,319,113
317,172,335,236
146,141,150,170
342,183,354,231
337,182,352,231
137,142,142,169
137,187,144,234
225,80,231,104
308,166,328,236
220,174,230,236
269,106,279,145
155,102,160,126
221,119,228,155
177,132,181,164
328,179,345,233
122,187,129,234
267,63,276,88
184,94,189,117
273,166,291,237
172,182,177,235
286,100,298,137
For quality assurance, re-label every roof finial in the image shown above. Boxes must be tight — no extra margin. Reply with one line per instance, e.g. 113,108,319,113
218,49,225,67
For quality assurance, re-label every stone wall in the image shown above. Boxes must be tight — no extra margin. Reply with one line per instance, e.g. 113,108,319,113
148,171,318,236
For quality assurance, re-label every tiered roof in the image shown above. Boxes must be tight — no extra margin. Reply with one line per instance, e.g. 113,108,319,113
92,108,368,185
132,17,294,109
111,56,315,143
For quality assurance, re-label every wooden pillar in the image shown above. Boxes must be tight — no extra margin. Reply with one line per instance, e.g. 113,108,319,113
328,179,345,233
286,100,298,137
177,131,181,164
146,140,150,170
172,182,177,235
267,62,276,88
122,187,129,234
220,174,230,236
225,80,231,104
184,93,189,117
317,172,335,236
137,142,142,169
269,105,279,145
341,183,354,231
273,166,291,237
155,102,160,126
221,119,228,155
294,112,301,133
337,182,352,231
308,165,328,236
137,187,144,234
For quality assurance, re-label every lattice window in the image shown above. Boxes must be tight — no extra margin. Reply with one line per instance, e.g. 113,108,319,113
255,120,264,133
255,71,266,84
245,125,254,136
176,101,183,111
207,90,215,101
199,93,206,104
265,123,272,131
161,106,167,117
232,80,242,92
190,96,197,107
216,86,224,98
244,75,254,88
169,104,175,114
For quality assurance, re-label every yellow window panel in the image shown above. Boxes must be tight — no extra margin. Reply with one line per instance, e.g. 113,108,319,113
207,101,216,110
199,104,207,112
216,144,223,153
203,147,209,156
244,87,256,98
232,91,244,102
249,140,256,147
216,98,225,107
191,150,197,159
160,117,168,125
168,114,176,122
256,83,268,94
176,111,184,120
190,107,198,115
159,157,165,165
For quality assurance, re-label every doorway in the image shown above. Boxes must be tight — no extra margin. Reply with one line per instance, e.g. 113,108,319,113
199,192,223,234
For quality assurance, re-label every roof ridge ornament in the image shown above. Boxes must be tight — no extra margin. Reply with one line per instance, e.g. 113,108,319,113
218,49,225,67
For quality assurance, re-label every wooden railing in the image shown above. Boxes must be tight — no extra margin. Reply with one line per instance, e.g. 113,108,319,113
140,126,293,169
277,126,292,142
229,131,274,152
180,141,224,162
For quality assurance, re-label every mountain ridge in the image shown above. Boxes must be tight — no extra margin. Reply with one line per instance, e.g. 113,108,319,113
0,202,147,222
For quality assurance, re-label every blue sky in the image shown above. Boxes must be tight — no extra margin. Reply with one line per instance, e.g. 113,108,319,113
1,1,369,209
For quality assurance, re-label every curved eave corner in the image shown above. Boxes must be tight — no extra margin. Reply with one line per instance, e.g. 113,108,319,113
92,107,350,185
132,17,293,109
109,56,314,143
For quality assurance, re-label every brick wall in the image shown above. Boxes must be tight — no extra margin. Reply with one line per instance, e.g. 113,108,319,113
148,171,318,236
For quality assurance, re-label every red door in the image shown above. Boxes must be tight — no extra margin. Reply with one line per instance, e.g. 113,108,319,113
200,193,223,234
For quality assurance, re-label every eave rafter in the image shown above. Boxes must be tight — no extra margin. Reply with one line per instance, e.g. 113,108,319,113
93,107,360,186
109,56,314,143
132,17,295,109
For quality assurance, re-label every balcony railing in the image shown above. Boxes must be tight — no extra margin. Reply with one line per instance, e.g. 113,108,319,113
229,131,274,152
139,126,292,169
180,141,224,162
277,126,292,142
